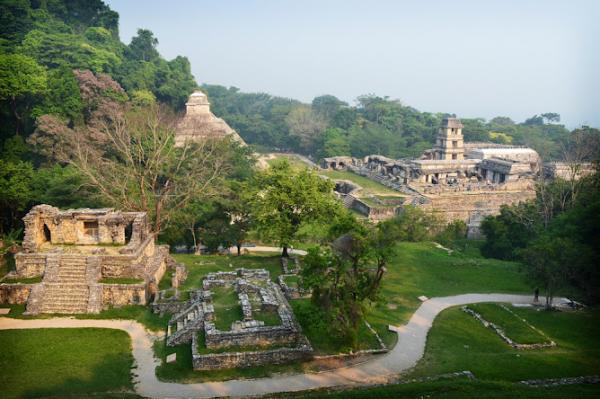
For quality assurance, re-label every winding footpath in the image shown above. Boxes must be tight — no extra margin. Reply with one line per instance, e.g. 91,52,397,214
0,293,540,398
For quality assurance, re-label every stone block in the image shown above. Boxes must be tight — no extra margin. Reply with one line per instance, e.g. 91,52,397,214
166,353,177,363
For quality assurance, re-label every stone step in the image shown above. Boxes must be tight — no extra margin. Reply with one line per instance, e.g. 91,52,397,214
57,274,86,283
39,307,88,314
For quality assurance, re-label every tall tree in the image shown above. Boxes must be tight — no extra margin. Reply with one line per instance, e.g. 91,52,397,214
31,94,240,234
0,53,47,135
251,160,339,256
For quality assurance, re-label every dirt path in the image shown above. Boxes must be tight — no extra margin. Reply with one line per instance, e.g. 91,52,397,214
0,293,540,398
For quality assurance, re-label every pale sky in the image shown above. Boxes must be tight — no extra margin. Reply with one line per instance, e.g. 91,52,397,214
106,0,600,128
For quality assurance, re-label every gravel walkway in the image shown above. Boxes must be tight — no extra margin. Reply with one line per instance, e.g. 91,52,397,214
0,293,540,398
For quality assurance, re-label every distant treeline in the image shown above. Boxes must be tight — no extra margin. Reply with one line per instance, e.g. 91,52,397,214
203,86,579,160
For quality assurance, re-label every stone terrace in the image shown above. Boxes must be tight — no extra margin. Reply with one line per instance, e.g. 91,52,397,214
165,268,312,370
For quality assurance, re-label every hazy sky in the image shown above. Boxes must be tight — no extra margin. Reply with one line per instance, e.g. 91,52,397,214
106,0,599,128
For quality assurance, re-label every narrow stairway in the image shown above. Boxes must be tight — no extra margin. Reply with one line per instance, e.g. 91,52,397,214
39,256,90,314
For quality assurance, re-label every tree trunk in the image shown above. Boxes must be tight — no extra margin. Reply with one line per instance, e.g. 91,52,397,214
236,243,241,256
282,245,289,258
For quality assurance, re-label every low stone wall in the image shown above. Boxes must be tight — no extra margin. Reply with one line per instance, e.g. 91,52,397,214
205,323,300,349
101,283,147,307
14,254,46,278
351,199,399,221
0,283,34,304
191,334,312,370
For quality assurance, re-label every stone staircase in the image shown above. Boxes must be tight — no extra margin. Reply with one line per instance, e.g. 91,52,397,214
38,255,92,314
167,302,205,346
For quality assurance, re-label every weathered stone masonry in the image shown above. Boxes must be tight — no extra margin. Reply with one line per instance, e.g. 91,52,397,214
1,205,168,314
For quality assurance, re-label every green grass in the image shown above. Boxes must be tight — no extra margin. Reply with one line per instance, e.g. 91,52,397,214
468,303,548,344
253,308,281,326
172,253,283,292
99,277,144,285
319,169,401,196
76,305,170,332
293,378,600,399
366,241,531,347
212,286,243,331
0,328,134,399
410,305,600,381
284,274,301,287
0,275,43,284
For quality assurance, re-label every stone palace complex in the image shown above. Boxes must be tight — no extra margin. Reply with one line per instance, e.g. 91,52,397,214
324,117,544,237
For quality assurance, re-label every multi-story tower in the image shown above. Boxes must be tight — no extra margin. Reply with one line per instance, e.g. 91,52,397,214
433,117,464,160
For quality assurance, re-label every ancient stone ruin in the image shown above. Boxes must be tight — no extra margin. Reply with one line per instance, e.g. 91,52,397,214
325,117,540,236
175,90,246,146
1,205,168,314
164,268,312,370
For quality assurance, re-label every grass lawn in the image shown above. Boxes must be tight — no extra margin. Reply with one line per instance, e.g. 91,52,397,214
366,241,531,346
172,253,283,292
319,169,401,196
0,328,134,399
410,305,600,381
294,377,600,399
468,303,548,344
212,286,243,330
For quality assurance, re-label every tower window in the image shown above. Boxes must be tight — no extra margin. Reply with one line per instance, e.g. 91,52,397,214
452,154,457,160
452,141,458,148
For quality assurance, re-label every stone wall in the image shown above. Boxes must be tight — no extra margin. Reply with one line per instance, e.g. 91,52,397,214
351,199,399,221
0,283,34,304
191,334,312,370
418,189,536,238
14,254,46,278
101,283,147,307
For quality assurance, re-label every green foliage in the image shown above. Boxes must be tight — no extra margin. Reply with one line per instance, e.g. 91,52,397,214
481,167,600,303
0,53,47,101
301,215,396,348
387,205,443,242
251,160,340,255
130,88,156,107
0,158,34,232
480,202,540,259
435,219,468,248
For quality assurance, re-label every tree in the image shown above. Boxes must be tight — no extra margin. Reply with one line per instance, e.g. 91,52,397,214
127,29,160,62
301,214,396,348
31,100,240,234
312,95,347,121
251,160,339,257
388,206,442,242
285,105,327,153
0,53,47,134
521,236,577,309
0,159,34,234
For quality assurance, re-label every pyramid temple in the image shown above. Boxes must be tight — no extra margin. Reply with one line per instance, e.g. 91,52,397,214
175,91,245,146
